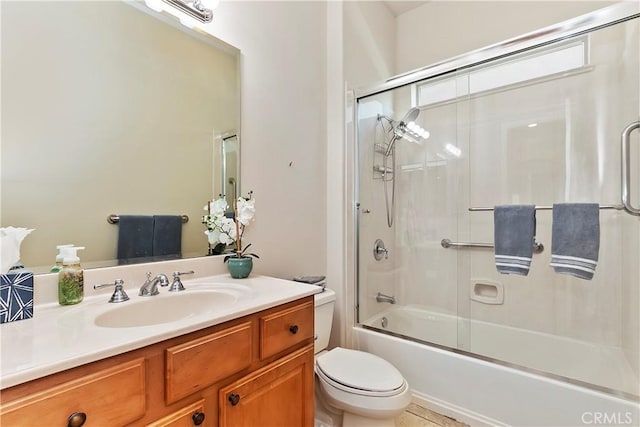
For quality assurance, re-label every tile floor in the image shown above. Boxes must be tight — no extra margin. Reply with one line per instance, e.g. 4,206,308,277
395,403,469,427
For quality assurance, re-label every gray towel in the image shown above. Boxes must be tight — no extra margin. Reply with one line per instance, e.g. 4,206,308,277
494,205,536,276
549,203,599,280
152,215,182,258
117,215,154,261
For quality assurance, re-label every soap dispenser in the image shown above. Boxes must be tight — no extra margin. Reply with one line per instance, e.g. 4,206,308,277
51,244,74,273
58,246,85,306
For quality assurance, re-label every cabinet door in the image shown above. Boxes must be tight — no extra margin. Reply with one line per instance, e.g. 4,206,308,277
219,344,314,427
147,400,207,427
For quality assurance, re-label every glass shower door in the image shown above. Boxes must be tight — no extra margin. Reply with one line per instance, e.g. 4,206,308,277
356,7,639,399
458,16,639,397
356,82,464,349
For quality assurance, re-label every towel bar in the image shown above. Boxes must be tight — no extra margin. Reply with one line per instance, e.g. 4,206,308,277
468,205,623,212
108,214,189,224
441,238,544,254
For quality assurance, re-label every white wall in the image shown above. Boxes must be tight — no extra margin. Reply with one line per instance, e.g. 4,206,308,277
396,1,615,74
344,1,396,88
199,2,328,280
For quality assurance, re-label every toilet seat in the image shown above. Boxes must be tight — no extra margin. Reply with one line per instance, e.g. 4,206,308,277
315,347,407,397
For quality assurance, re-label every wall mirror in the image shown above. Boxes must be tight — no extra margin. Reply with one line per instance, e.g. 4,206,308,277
1,1,240,273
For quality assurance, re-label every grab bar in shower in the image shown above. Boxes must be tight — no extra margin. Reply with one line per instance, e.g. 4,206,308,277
373,165,393,174
441,238,544,254
621,121,640,216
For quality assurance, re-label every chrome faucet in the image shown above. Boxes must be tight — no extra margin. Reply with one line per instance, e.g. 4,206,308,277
376,292,396,304
139,272,170,296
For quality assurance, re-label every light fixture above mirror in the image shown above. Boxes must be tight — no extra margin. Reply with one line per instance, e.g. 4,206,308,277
145,0,218,23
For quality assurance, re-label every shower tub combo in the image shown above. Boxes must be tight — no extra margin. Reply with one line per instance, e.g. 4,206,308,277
352,4,640,426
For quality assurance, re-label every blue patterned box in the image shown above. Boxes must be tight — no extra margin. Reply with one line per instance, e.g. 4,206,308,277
0,270,34,323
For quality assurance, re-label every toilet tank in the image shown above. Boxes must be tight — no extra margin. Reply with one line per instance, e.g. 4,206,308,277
314,288,336,354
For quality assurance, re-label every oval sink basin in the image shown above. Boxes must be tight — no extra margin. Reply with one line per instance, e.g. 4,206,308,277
94,291,238,328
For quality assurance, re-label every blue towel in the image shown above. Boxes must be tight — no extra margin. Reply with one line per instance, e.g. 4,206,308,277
549,203,599,280
117,215,154,261
152,215,182,259
494,205,536,276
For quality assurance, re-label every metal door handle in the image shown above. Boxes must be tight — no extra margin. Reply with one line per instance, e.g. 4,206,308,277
621,121,640,216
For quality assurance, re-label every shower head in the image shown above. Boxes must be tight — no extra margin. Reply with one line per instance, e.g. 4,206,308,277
403,107,420,124
384,107,422,156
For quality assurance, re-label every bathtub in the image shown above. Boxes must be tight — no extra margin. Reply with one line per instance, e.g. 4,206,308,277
355,305,640,427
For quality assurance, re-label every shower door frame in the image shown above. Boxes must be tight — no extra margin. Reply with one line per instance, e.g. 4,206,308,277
353,2,640,402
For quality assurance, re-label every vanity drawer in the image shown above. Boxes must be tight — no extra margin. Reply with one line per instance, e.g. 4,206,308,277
147,399,206,427
260,300,313,360
166,322,252,404
0,358,145,426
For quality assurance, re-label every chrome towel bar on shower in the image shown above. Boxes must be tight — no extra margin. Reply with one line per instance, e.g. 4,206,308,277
466,120,640,217
467,205,623,212
441,238,545,254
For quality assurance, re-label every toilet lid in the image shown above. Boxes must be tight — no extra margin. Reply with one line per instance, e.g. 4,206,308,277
315,348,405,393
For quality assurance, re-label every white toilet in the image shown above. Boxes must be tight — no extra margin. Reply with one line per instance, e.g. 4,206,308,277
314,289,412,427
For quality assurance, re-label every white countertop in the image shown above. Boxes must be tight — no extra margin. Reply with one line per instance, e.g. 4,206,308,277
0,274,321,389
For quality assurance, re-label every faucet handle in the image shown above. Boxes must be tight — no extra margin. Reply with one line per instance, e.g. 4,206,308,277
169,270,194,292
94,279,130,303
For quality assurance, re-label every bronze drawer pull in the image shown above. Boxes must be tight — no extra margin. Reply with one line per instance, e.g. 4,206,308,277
192,411,206,425
67,412,87,427
289,325,299,334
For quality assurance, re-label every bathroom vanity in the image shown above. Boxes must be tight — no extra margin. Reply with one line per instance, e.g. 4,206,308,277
0,274,318,426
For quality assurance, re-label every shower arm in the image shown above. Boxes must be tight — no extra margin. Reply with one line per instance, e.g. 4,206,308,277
377,114,395,126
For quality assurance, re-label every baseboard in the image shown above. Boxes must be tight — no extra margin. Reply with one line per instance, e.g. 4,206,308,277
411,391,510,427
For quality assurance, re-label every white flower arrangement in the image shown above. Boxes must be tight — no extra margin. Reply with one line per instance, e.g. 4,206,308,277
203,191,258,260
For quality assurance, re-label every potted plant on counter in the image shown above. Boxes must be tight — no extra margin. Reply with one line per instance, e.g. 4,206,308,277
203,191,259,278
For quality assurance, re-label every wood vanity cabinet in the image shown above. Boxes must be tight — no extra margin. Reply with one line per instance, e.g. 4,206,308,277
0,296,315,427
219,345,314,427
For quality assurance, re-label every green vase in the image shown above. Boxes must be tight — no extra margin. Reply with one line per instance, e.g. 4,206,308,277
227,257,253,279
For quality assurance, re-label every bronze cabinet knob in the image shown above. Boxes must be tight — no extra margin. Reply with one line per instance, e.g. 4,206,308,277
67,412,87,427
192,411,206,425
228,393,241,406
